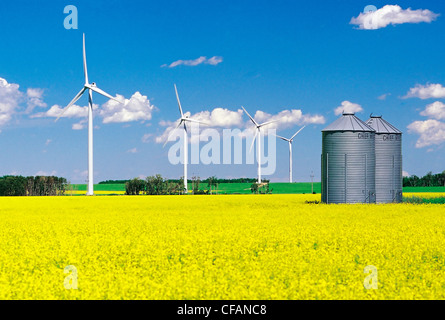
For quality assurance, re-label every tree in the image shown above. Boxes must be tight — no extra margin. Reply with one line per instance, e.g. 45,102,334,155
424,171,433,187
440,171,445,187
145,175,169,195
250,183,259,194
125,178,145,195
250,181,271,194
154,174,167,195
145,176,155,195
0,175,67,197
207,176,218,195
166,181,182,195
402,171,445,188
191,176,201,195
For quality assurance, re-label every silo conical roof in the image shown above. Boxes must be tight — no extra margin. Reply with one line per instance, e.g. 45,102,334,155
322,113,375,132
365,116,402,134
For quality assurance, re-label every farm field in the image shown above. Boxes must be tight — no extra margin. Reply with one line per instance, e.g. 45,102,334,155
0,194,444,299
69,183,445,195
403,186,445,193
68,182,322,195
67,184,125,195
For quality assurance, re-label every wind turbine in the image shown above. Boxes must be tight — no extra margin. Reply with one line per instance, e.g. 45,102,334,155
242,106,278,184
55,33,122,196
164,84,208,194
276,126,305,183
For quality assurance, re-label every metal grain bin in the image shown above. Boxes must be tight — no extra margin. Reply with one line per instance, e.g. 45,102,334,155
321,113,376,204
365,115,402,203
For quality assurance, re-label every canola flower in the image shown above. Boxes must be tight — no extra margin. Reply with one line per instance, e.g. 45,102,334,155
65,190,126,195
0,194,444,300
404,192,445,199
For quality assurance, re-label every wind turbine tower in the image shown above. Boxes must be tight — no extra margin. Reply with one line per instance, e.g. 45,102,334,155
242,106,278,184
164,85,208,194
276,126,305,183
56,33,122,196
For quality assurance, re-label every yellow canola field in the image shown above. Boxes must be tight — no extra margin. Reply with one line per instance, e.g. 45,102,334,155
66,190,126,195
404,192,445,198
0,194,444,300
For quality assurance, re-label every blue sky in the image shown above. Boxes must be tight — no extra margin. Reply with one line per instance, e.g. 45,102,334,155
0,0,444,183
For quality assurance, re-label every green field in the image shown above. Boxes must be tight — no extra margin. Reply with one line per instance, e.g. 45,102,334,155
70,184,126,192
193,182,320,194
201,182,322,194
71,182,321,194
402,186,445,193
70,183,445,195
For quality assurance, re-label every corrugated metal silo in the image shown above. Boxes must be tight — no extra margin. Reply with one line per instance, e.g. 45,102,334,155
365,115,402,203
321,113,376,204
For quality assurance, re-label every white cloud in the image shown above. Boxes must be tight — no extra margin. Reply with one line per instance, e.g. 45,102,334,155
155,108,244,144
408,99,445,149
350,5,439,30
407,119,445,148
33,104,89,119
155,113,193,144
206,56,224,65
334,101,363,116
45,139,52,146
420,101,445,120
26,88,47,113
0,77,23,126
159,119,175,127
35,170,57,176
404,83,445,99
155,120,180,144
191,108,244,127
36,91,155,129
72,119,87,130
402,170,410,177
141,133,153,143
156,107,325,144
253,109,325,130
378,93,391,100
0,77,52,127
126,148,138,154
162,56,223,68
99,92,155,124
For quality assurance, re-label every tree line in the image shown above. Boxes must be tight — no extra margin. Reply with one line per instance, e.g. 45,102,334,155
0,175,68,196
99,180,129,185
125,175,185,195
125,175,224,195
250,181,272,194
105,177,259,186
403,171,445,187
125,174,272,195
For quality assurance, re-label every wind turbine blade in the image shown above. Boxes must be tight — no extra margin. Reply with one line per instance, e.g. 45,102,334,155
241,106,258,127
275,134,289,142
88,88,93,107
55,87,86,122
174,84,184,118
83,33,88,84
89,86,122,104
163,120,183,148
290,125,306,140
249,129,259,153
184,118,210,126
259,119,279,128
